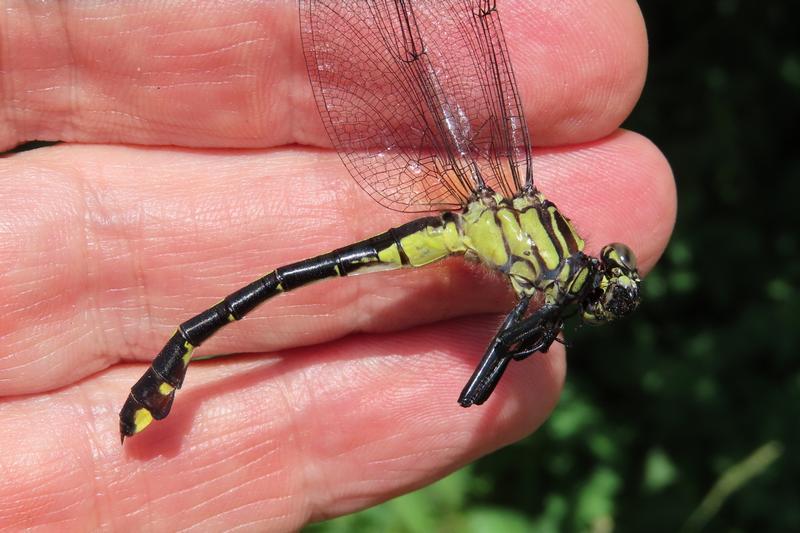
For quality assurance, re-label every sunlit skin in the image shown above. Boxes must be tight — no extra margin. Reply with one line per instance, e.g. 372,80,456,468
0,1,675,530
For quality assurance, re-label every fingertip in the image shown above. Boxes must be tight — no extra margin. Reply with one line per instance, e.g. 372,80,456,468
535,129,676,273
506,0,649,144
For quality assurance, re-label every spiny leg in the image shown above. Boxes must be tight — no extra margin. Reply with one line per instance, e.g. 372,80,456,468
467,316,564,404
458,302,562,407
458,296,530,407
465,357,511,407
496,307,563,354
119,215,447,442
506,318,564,361
470,308,564,405
472,310,563,405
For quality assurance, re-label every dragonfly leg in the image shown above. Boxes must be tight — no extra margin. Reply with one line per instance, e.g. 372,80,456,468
458,296,530,407
464,356,511,407
507,318,564,361
471,319,564,405
458,302,561,407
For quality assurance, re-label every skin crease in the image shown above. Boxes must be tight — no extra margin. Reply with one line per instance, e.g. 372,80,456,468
0,1,675,531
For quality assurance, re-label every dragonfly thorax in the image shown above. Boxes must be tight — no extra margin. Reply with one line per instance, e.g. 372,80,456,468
455,191,588,299
454,193,641,326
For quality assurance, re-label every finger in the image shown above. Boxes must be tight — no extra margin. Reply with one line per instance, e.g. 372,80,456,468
1,0,646,150
0,130,674,395
0,315,565,530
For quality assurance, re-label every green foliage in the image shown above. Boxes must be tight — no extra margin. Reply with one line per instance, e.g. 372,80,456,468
305,468,538,533
310,1,799,531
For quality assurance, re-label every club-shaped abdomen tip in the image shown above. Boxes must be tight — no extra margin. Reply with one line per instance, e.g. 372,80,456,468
118,365,179,444
119,395,155,444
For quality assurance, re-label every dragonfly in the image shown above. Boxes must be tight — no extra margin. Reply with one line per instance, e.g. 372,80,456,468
119,0,641,442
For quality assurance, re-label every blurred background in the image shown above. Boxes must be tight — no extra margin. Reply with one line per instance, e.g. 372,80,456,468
308,1,800,532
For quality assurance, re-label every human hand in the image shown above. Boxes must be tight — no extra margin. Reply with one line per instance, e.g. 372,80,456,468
0,1,674,530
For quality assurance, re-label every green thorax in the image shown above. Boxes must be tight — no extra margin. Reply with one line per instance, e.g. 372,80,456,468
378,191,591,304
456,192,588,301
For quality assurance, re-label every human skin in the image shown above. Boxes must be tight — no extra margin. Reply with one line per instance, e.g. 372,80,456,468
0,1,675,530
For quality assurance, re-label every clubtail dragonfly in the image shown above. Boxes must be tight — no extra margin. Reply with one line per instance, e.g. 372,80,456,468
119,0,641,442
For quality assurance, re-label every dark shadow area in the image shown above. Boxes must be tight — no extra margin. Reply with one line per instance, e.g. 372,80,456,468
1,140,60,155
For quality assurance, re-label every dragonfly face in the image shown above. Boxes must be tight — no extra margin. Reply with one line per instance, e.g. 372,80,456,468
581,243,641,325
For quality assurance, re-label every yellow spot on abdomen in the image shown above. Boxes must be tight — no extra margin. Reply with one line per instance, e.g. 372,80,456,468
377,243,403,265
182,341,195,366
399,227,452,266
158,382,175,395
133,408,154,434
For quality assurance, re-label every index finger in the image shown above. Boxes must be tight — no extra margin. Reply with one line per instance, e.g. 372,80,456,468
0,0,647,150
0,130,674,396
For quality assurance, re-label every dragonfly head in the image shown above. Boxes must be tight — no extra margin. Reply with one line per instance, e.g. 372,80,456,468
581,243,641,325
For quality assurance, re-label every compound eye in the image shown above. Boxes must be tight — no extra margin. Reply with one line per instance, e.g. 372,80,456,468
602,243,638,271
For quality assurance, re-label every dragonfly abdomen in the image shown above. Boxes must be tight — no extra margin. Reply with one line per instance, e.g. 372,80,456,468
119,214,462,440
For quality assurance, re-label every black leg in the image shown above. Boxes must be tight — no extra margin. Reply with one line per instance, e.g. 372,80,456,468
508,318,564,361
495,305,559,348
469,357,511,406
458,296,530,407
458,302,562,407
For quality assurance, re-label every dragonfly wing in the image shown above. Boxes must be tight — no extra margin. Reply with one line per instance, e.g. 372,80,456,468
300,0,533,212
435,0,534,195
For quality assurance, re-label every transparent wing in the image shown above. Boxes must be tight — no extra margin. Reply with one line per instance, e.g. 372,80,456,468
300,0,533,213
